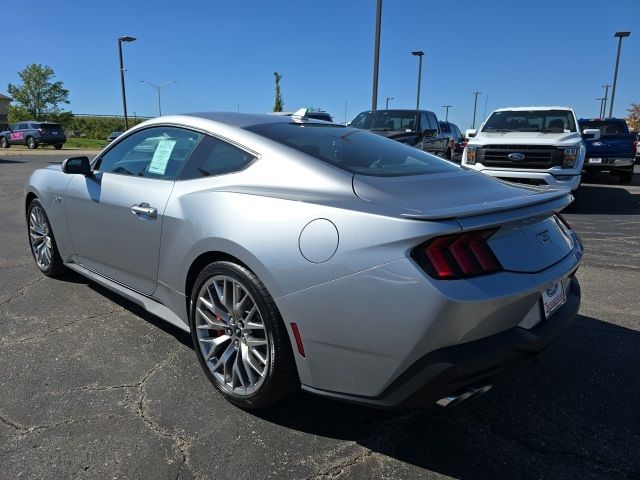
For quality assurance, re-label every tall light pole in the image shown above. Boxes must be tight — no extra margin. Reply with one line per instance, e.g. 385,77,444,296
411,51,424,110
118,35,136,130
442,105,451,122
140,80,177,116
371,0,382,110
601,84,611,118
385,97,394,109
609,31,630,118
472,91,481,129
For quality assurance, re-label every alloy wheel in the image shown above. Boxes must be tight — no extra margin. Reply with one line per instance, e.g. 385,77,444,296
29,204,53,270
195,275,270,396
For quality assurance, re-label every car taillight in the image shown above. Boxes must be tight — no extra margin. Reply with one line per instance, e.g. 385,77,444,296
411,228,502,279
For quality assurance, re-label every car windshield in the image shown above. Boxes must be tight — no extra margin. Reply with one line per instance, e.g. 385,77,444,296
349,110,419,132
245,123,459,177
578,120,628,137
482,110,576,133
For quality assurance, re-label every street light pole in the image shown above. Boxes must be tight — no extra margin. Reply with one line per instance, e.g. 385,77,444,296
601,84,611,118
385,97,394,109
411,51,424,110
371,0,382,110
140,80,177,117
118,35,137,130
609,31,630,118
442,105,451,122
472,91,481,129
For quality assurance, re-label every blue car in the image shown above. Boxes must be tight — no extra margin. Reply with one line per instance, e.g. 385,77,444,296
0,121,67,149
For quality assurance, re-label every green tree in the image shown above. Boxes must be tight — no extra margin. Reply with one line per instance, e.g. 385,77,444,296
627,103,640,132
7,64,70,121
273,72,284,112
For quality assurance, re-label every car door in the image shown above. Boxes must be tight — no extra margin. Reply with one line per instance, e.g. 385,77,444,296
64,125,203,295
419,113,441,155
10,123,26,145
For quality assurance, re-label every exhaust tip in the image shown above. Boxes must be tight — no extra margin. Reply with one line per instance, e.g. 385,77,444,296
436,384,493,408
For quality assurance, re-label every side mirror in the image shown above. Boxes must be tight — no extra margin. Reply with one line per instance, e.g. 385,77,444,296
582,128,601,141
466,129,478,138
62,156,92,175
422,129,437,138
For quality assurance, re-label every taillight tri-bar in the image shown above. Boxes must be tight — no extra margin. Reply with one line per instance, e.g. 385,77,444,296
411,228,503,279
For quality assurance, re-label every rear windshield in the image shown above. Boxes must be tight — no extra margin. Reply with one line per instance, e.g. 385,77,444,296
578,119,629,136
482,110,576,133
36,123,62,130
349,110,420,132
245,123,459,177
307,113,332,122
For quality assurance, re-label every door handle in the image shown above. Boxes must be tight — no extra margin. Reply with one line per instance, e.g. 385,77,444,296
131,202,157,218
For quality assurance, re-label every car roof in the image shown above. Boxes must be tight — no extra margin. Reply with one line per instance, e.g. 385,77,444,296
176,112,330,128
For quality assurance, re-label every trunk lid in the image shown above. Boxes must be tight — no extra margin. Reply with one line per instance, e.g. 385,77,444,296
353,169,576,273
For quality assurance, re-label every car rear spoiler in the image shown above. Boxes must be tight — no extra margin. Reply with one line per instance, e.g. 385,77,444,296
400,189,572,222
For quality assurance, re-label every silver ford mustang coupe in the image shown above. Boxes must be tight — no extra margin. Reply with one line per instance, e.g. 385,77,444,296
25,111,583,409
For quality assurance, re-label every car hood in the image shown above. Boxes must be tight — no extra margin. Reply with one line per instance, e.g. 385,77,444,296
352,168,570,219
471,131,582,146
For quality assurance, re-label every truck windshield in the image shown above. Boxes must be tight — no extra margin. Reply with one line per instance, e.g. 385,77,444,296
482,110,576,133
245,122,458,177
349,110,419,132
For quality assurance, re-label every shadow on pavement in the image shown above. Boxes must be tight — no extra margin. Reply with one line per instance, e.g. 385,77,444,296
0,158,25,164
566,184,639,215
255,315,640,479
56,270,193,348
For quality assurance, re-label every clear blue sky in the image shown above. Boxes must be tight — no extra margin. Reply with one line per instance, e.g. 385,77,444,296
2,0,637,129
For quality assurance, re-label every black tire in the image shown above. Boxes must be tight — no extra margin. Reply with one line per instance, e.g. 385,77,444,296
190,261,298,409
0,136,9,148
444,148,452,160
26,136,38,149
27,198,65,277
54,144,63,150
618,170,633,184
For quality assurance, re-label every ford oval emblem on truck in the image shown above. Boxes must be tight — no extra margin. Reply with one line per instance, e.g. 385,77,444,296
508,152,526,161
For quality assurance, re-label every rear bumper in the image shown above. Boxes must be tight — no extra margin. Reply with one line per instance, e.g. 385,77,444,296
306,276,580,408
37,136,67,145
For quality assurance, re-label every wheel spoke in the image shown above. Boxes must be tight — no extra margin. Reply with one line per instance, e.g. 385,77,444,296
246,337,267,347
200,334,231,360
196,306,227,330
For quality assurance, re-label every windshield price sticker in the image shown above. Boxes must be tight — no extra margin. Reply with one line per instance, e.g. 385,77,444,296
148,139,176,175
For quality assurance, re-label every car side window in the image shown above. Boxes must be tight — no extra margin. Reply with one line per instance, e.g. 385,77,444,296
95,126,203,179
179,135,255,180
420,113,429,131
427,114,439,132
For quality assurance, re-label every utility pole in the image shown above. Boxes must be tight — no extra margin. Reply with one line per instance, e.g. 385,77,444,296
371,0,382,110
411,51,425,110
472,91,481,129
597,97,605,117
442,105,451,121
386,97,394,109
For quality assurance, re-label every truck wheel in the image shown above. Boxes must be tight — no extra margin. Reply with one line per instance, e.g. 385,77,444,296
0,137,9,148
444,148,452,160
54,144,63,150
618,170,633,184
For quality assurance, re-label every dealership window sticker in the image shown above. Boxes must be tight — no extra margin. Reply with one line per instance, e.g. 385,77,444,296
147,139,176,175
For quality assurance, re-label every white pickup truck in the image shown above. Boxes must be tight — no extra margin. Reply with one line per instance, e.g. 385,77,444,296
462,106,600,191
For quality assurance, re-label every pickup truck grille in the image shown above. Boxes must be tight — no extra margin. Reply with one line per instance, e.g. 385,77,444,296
479,145,562,169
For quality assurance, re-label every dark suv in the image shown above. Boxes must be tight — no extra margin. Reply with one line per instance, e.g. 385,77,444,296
439,121,465,161
349,109,449,157
0,121,67,149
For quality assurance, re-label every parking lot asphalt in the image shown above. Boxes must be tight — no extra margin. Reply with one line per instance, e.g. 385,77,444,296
1,151,639,480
